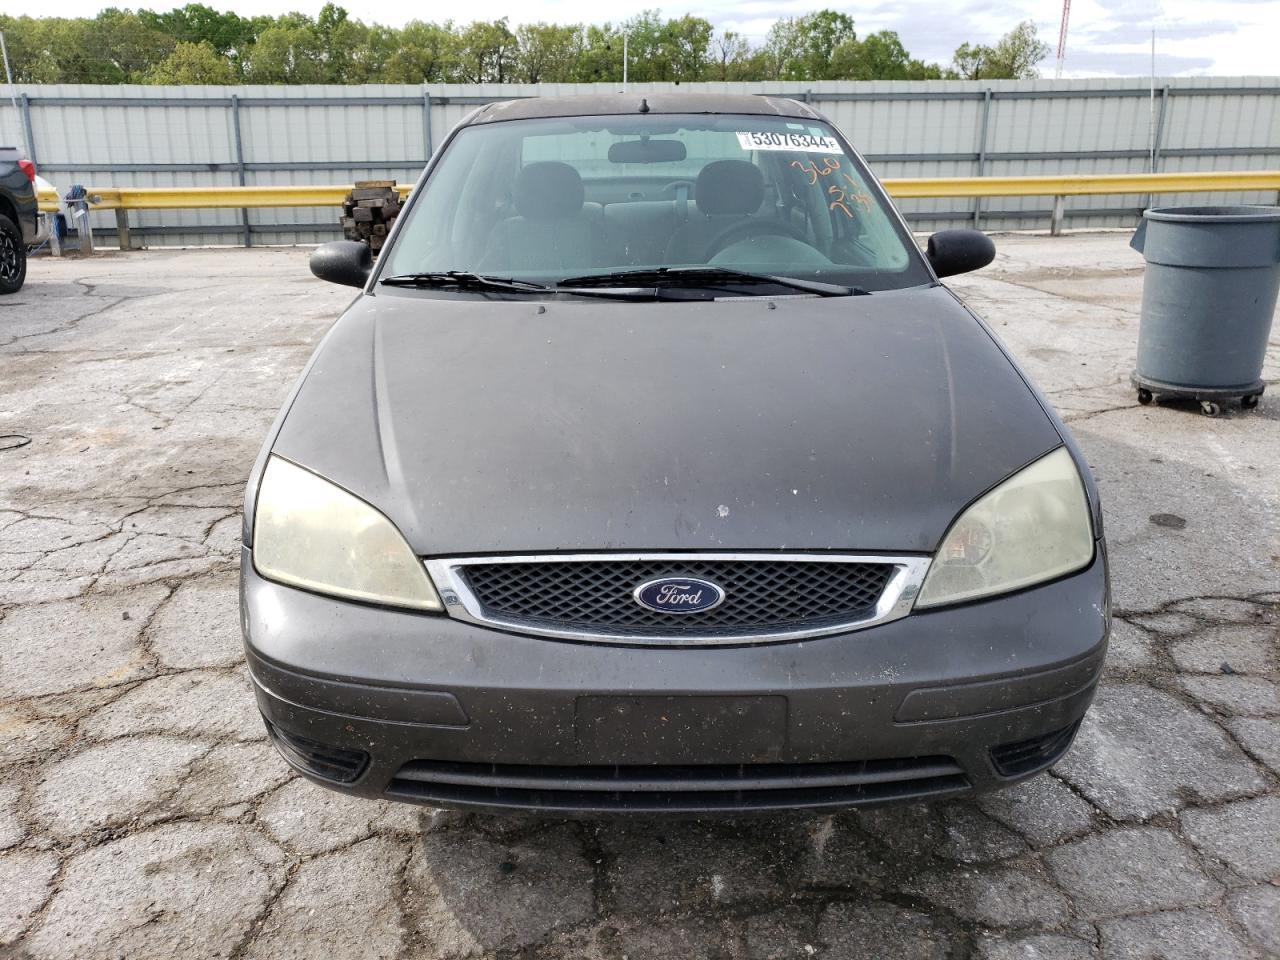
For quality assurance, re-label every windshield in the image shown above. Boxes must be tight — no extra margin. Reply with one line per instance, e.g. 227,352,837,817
382,113,931,293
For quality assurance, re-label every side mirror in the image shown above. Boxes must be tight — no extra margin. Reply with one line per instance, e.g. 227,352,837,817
926,229,996,278
310,240,372,288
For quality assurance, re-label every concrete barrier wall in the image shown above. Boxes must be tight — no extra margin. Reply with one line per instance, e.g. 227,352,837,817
7,78,1279,246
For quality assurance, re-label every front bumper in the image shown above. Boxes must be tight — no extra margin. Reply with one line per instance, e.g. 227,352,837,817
241,546,1108,814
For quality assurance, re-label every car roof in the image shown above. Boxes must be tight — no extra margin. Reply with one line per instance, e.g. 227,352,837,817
465,93,826,125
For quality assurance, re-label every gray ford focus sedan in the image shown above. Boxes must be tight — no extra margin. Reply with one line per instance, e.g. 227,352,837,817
241,94,1108,814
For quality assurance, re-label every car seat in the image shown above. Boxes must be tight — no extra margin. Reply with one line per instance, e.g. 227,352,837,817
479,162,604,274
663,160,766,264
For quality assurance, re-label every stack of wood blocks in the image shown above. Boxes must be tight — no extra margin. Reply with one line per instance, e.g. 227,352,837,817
341,180,401,252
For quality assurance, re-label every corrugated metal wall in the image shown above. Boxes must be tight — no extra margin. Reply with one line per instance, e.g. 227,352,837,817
6,78,1279,245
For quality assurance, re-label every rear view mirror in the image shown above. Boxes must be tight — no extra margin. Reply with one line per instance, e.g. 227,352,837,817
926,229,996,278
310,240,372,288
608,139,687,164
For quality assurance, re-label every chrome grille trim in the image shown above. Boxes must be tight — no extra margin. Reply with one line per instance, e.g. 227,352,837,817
424,553,932,646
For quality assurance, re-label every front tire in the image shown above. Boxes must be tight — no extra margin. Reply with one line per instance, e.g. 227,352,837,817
0,215,26,294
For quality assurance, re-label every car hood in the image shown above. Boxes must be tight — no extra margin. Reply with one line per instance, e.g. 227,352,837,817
267,285,1062,555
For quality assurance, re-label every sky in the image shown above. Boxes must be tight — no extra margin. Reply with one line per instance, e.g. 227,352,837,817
37,0,1280,77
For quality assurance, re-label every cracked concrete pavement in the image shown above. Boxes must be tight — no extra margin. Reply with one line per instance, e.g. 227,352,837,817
0,236,1277,959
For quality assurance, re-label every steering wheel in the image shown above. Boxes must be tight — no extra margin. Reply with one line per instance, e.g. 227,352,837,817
704,218,810,260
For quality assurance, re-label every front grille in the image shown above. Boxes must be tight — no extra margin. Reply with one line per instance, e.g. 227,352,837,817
990,721,1082,777
387,756,970,812
458,558,896,638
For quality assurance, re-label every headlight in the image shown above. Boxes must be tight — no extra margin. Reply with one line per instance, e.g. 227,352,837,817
252,456,441,611
916,447,1094,608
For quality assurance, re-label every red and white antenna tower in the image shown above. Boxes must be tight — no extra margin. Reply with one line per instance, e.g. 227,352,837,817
1056,0,1072,78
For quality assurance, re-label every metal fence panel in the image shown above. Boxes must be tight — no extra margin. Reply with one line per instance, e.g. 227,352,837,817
5,78,1278,245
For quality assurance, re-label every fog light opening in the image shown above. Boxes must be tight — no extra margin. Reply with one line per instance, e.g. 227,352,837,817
265,718,370,784
990,720,1082,778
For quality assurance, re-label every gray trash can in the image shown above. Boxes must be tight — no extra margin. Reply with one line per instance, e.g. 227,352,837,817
1130,205,1280,416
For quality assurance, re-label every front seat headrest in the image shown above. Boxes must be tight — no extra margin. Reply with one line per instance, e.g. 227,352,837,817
514,162,585,220
695,160,765,216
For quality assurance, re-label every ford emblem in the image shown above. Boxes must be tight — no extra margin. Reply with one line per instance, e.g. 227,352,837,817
633,577,726,614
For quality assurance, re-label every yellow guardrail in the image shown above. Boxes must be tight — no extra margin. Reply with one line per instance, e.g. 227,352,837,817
38,183,410,213
37,171,1280,214
37,171,1280,247
880,170,1280,198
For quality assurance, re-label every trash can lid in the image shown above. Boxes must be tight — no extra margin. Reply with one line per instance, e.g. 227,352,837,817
1144,205,1280,224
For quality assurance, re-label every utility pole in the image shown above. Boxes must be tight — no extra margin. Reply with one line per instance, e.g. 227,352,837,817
1055,0,1071,78
0,31,23,155
1149,29,1156,170
622,33,628,91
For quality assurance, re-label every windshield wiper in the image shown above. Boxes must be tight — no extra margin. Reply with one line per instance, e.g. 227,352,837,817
380,271,549,292
556,267,866,298
381,271,674,300
380,267,867,300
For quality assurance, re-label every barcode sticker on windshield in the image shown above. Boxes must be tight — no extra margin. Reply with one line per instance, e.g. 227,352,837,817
736,131,842,153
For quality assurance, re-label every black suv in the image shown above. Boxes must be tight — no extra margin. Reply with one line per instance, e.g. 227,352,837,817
0,146,38,294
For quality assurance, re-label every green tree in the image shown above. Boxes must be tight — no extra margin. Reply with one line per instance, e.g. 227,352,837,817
0,16,64,82
711,29,752,81
77,9,177,81
566,13,712,83
951,21,1049,79
242,21,326,83
137,4,258,59
514,23,581,83
764,10,856,81
654,14,713,82
611,11,663,82
342,25,401,83
143,39,236,83
832,30,943,80
987,21,1051,78
9,10,168,83
950,42,984,79
0,7,970,85
453,19,517,83
313,5,384,83
384,20,456,82
571,23,622,81
588,11,711,83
